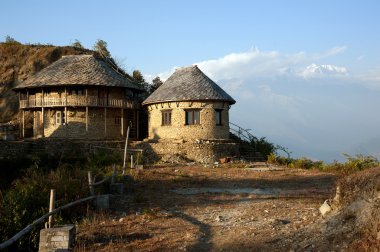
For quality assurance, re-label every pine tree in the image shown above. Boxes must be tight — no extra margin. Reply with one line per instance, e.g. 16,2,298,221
132,70,145,84
150,76,163,93
93,39,111,57
72,39,84,49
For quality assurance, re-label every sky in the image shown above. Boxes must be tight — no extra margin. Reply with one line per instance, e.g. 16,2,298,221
2,0,380,161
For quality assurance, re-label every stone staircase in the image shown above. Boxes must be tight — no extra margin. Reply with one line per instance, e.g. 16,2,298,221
229,122,266,162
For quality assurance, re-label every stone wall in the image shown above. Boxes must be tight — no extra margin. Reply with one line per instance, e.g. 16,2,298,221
0,139,126,159
146,101,230,140
0,139,239,164
133,139,239,164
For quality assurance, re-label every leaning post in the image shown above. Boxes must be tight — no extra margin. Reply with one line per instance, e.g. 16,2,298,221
88,171,94,196
123,124,131,175
48,189,56,228
111,164,116,184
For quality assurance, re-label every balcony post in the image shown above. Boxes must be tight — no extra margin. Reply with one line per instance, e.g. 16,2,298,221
64,87,67,127
104,107,107,138
85,88,88,132
136,110,139,139
22,110,25,138
33,111,36,139
121,108,124,136
41,89,44,138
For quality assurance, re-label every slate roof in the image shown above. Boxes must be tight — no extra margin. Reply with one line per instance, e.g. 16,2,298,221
14,55,144,91
142,65,235,105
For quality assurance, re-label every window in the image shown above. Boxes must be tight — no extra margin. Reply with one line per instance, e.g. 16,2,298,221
162,110,172,126
215,109,223,126
71,88,84,96
56,111,65,125
185,109,200,125
115,117,121,125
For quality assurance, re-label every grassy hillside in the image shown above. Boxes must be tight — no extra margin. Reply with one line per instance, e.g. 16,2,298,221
0,42,93,123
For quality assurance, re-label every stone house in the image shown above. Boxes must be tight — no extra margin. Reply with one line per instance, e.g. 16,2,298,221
13,55,144,139
142,65,236,141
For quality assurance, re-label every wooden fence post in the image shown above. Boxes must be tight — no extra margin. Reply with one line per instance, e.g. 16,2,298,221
131,155,134,169
111,164,116,184
48,189,55,228
123,125,130,175
88,171,94,196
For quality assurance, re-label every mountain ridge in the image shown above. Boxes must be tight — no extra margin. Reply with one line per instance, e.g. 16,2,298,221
0,42,93,123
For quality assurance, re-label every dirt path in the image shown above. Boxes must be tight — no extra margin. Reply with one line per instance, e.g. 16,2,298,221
75,165,338,251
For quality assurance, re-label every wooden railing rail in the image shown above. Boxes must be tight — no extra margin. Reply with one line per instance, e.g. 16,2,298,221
19,97,138,109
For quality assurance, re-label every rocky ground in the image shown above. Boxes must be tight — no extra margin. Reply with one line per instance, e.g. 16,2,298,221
75,164,380,251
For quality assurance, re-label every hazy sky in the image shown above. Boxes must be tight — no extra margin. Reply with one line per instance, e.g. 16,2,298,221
2,0,380,161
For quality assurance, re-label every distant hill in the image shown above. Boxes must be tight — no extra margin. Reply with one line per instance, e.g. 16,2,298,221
0,42,93,123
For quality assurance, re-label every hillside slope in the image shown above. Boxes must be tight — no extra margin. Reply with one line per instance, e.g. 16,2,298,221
0,42,93,123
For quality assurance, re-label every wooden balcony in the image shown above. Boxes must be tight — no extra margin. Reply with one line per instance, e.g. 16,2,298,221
20,96,140,109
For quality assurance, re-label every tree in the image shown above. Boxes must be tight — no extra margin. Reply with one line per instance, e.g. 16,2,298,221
150,76,163,93
132,70,151,93
72,39,84,49
4,35,20,44
93,39,111,58
132,70,145,84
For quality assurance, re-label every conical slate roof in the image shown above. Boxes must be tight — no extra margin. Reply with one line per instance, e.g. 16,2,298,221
143,65,235,105
14,55,143,91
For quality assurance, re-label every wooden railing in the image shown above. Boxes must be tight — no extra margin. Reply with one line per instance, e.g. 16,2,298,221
20,97,139,109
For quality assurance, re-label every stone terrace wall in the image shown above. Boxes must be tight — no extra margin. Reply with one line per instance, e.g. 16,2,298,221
0,139,126,159
0,139,239,164
133,139,239,164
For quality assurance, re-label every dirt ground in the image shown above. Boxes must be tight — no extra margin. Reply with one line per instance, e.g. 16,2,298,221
74,164,379,251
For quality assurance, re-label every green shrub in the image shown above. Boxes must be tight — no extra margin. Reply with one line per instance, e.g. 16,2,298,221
267,153,277,164
294,157,313,169
342,154,379,172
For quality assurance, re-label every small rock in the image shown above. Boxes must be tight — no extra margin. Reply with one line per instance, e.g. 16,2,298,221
264,209,269,213
174,169,179,172
215,216,223,222
119,218,124,222
319,200,332,217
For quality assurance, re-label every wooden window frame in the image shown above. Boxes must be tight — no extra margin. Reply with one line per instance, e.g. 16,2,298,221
185,109,201,125
215,109,223,126
56,111,61,125
162,110,172,126
56,111,65,125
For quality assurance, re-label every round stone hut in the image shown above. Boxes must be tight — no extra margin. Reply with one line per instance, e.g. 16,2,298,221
142,65,236,141
13,55,144,139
